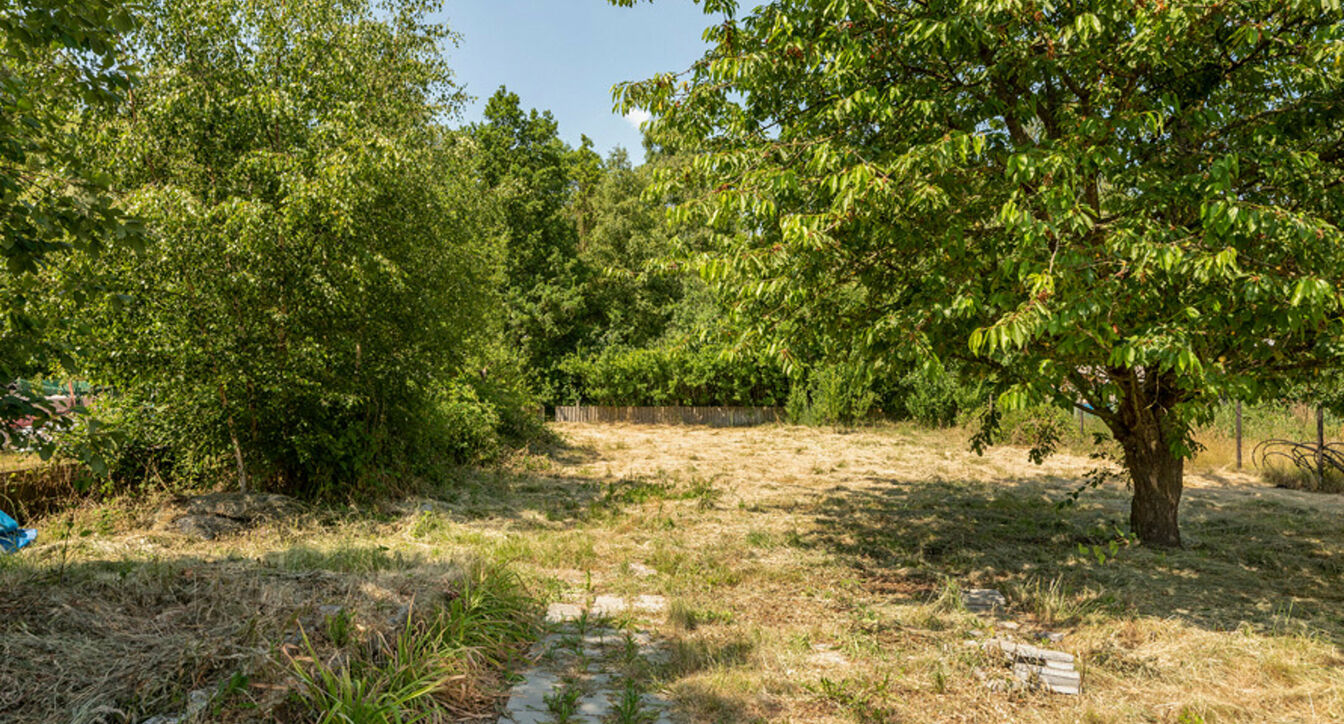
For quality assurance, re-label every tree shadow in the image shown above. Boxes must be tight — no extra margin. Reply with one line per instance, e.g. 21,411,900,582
805,472,1344,644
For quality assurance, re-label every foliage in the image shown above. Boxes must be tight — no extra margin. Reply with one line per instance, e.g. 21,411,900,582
615,0,1344,545
578,149,691,350
70,0,503,494
0,0,144,439
470,89,599,399
785,361,877,426
558,344,789,406
471,94,703,400
895,363,984,428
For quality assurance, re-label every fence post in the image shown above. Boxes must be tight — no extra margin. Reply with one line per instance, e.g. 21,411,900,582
1235,400,1242,469
1317,406,1326,485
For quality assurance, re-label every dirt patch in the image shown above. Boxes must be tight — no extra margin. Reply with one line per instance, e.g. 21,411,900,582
155,492,306,541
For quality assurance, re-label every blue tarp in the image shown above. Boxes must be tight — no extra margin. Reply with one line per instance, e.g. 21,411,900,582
0,509,36,554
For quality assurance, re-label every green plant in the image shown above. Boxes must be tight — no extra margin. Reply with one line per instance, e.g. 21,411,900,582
805,676,894,723
0,0,145,443
288,625,453,724
288,563,537,723
612,679,655,724
558,344,789,407
543,683,582,723
72,0,512,496
325,609,354,649
788,361,878,426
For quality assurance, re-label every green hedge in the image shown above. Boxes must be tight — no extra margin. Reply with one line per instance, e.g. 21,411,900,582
557,346,790,406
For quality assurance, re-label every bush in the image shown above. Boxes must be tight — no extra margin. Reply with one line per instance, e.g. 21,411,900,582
786,361,877,426
898,364,983,427
68,0,513,496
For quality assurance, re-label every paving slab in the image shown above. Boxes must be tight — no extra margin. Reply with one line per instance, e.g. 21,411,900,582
503,669,564,721
984,638,1075,666
502,596,677,723
633,594,667,614
590,594,627,616
1013,662,1081,695
546,602,584,623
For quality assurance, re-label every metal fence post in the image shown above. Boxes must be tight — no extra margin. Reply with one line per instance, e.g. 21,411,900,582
1235,400,1242,469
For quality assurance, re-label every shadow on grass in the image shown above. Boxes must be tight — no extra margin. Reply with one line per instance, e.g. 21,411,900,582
806,474,1344,644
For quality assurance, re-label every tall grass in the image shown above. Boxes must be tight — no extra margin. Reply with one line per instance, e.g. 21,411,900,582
288,563,538,722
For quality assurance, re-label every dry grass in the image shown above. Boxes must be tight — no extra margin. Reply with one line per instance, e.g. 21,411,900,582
4,422,1344,722
0,499,537,723
451,422,1342,723
0,450,30,472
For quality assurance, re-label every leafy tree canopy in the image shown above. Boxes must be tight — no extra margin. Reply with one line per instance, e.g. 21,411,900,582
71,0,497,492
614,0,1344,545
0,0,143,435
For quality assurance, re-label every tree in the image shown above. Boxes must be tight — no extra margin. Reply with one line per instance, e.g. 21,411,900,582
470,89,609,397
579,149,689,349
614,0,1344,545
73,0,497,492
0,1,142,438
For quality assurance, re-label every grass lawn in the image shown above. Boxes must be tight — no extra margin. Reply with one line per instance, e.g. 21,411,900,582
3,423,1342,722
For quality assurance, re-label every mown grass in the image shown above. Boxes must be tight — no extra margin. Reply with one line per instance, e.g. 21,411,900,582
5,422,1344,722
448,423,1344,722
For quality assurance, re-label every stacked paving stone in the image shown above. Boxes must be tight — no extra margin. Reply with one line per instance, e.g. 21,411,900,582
962,587,1081,695
984,639,1081,695
501,595,673,723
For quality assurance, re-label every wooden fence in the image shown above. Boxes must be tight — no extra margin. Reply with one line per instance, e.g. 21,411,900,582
554,405,781,427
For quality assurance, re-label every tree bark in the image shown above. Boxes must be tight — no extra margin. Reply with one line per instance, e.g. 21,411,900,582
1108,368,1185,547
1117,427,1183,547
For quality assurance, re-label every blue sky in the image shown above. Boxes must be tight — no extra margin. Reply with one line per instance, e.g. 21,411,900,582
436,1,719,165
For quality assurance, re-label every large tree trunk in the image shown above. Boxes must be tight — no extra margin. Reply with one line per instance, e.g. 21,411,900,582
1107,368,1185,547
1117,425,1183,547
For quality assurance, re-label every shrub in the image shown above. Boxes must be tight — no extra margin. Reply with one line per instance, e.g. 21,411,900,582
898,364,983,428
786,361,878,426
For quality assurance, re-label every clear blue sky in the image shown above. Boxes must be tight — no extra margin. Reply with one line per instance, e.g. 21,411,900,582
436,1,718,165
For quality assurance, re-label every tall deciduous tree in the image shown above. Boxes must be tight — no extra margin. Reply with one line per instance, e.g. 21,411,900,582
615,0,1344,545
470,89,606,396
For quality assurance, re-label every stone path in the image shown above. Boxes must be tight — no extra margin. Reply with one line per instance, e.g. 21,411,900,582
501,594,674,723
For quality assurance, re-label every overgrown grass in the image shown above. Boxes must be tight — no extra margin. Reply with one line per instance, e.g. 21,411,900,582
1260,460,1344,494
0,500,539,723
287,563,537,722
462,423,1344,722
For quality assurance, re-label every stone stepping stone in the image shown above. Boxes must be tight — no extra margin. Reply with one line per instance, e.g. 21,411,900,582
503,595,678,723
962,588,1007,613
546,602,584,623
502,668,564,722
807,643,849,667
632,594,667,614
1012,662,1081,695
590,594,627,616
